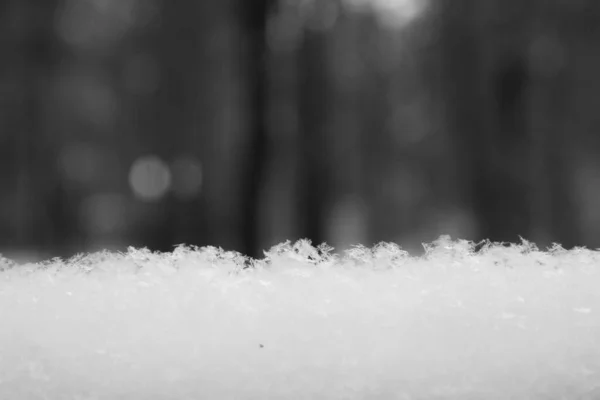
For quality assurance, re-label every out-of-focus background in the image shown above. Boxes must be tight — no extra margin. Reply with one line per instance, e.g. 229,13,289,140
0,0,597,261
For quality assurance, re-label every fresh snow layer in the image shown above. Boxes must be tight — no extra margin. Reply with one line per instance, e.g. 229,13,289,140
1,236,600,399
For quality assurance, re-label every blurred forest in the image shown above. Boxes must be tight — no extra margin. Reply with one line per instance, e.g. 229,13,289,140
0,0,599,261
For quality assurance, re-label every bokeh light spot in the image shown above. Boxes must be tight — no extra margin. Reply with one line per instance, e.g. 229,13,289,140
129,155,171,201
344,0,427,28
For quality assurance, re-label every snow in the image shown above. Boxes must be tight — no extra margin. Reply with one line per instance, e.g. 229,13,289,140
1,236,600,399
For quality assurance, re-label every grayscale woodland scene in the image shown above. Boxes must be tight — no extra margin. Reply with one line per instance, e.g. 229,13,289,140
0,0,597,260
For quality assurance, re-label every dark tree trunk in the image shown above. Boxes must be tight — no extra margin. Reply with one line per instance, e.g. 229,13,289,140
527,0,581,248
297,22,331,247
474,52,532,243
236,0,276,258
438,0,491,240
151,0,240,253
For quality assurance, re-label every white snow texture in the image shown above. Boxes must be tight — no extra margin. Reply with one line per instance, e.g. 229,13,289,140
0,236,599,399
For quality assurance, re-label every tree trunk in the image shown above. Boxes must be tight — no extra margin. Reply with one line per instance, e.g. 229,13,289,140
237,0,275,258
297,13,332,246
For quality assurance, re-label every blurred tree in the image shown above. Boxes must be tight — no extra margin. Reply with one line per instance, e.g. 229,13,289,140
237,0,277,258
297,1,334,247
435,0,491,242
327,8,372,250
527,0,580,248
357,13,394,245
137,0,249,254
132,0,210,252
0,0,76,258
438,0,580,247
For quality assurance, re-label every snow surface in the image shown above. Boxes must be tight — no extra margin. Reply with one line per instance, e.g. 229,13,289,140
1,235,600,399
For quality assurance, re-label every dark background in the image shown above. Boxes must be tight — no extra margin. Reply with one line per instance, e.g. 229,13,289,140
0,0,597,261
